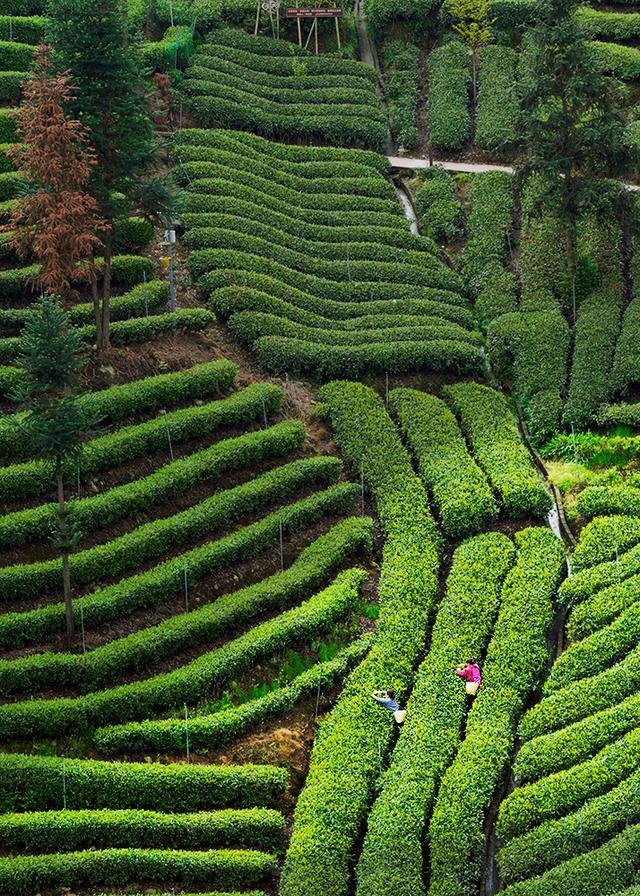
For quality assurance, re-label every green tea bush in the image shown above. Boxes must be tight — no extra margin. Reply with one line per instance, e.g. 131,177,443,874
567,573,640,641
427,41,471,152
520,645,640,741
0,40,34,71
611,288,640,396
498,727,640,842
498,767,640,884
414,166,464,244
389,387,497,536
443,382,552,516
0,73,23,104
356,532,515,896
0,358,238,465
0,15,46,43
500,824,640,896
142,25,194,71
574,486,640,522
427,527,565,896
0,109,17,143
603,401,640,429
281,381,440,896
0,514,369,695
565,514,640,577
0,568,365,738
578,7,640,40
0,752,287,812
0,847,275,894
590,40,640,80
0,484,358,651
366,0,440,39
0,254,155,299
113,216,155,250
563,288,623,428
0,170,21,202
476,44,518,154
381,41,420,150
95,638,372,754
0,807,284,852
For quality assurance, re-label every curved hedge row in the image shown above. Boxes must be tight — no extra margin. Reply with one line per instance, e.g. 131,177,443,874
94,637,372,755
0,254,155,300
281,381,441,896
427,41,470,152
0,16,45,44
514,689,640,784
0,752,287,812
355,532,515,896
442,382,552,516
0,515,370,695
519,644,640,741
500,824,640,896
590,40,640,80
389,387,497,536
566,573,640,642
0,807,284,852
498,726,640,842
0,433,325,604
498,767,640,884
0,567,365,739
476,45,518,154
0,483,358,651
182,30,387,148
574,485,640,522
427,527,565,896
0,381,281,512
0,847,275,895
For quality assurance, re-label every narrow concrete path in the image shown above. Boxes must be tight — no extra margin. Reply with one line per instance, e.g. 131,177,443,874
388,155,640,190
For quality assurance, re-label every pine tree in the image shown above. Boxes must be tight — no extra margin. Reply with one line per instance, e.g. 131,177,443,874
5,43,106,299
520,0,629,317
11,298,91,648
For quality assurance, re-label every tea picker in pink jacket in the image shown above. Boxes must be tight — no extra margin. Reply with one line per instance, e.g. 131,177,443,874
455,659,482,697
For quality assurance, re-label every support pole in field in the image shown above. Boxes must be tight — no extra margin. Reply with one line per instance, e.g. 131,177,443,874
79,596,86,658
184,704,190,763
314,679,321,719
62,756,67,809
279,520,284,571
159,409,174,461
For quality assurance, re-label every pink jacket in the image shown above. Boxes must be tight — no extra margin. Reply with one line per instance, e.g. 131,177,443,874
456,663,482,685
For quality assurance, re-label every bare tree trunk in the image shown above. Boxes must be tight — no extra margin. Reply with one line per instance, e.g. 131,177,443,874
56,456,75,649
97,231,113,355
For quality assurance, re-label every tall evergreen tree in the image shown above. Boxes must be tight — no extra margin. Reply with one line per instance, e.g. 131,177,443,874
47,0,159,353
12,298,91,648
520,0,628,311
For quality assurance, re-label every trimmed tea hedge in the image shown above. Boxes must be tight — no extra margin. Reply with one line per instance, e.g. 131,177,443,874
574,485,640,522
281,381,441,896
389,387,497,536
0,847,276,894
0,752,287,812
427,527,565,896
427,41,471,152
497,726,640,841
355,532,515,896
590,40,640,80
500,824,640,896
498,767,640,883
0,807,284,852
0,514,371,695
443,382,552,516
0,567,365,738
0,483,358,650
476,44,518,154
515,690,640,784
0,16,46,44
381,41,420,151
95,637,372,754
567,573,640,641
414,166,464,244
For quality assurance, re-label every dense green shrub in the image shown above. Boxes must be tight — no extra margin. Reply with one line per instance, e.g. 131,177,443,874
95,637,372,755
542,430,640,467
414,166,464,244
0,807,284,852
0,109,17,143
0,568,365,738
0,170,21,202
0,752,287,812
0,847,275,894
427,41,471,152
356,533,515,896
381,41,420,150
0,358,238,465
0,514,369,695
113,216,154,250
0,483,358,651
500,824,640,896
427,528,565,896
564,514,640,577
0,72,23,104
515,689,640,784
567,572,640,641
0,437,325,604
498,767,640,884
498,727,640,842
0,15,46,43
563,288,623,428
603,401,640,429
0,254,155,299
0,40,34,71
487,309,569,443
476,45,518,154
443,382,552,516
281,381,441,896
590,40,640,80
574,485,640,522
365,0,440,39
142,25,194,70
578,8,640,40
611,288,640,396
389,387,497,536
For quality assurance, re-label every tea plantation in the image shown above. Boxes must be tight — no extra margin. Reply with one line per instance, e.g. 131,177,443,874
1,0,640,894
